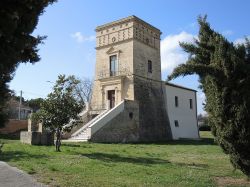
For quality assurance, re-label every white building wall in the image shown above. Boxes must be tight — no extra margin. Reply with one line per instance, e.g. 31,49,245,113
165,84,199,140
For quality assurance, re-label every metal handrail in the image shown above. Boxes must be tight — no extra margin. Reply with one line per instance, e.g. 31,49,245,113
90,104,106,111
97,68,131,79
71,109,108,138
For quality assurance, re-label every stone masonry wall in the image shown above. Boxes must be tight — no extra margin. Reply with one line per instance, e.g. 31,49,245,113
91,40,134,110
133,38,161,81
132,38,172,141
91,100,139,143
134,77,172,141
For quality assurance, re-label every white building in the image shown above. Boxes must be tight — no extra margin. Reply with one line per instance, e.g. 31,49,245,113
165,83,199,140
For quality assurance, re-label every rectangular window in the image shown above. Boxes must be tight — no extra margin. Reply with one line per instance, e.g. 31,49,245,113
148,60,152,73
189,99,193,109
174,120,179,127
110,55,117,76
175,96,178,107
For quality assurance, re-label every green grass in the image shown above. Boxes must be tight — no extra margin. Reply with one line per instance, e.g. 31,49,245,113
0,131,248,187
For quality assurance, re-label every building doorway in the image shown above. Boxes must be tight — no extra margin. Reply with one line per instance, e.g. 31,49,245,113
108,90,115,109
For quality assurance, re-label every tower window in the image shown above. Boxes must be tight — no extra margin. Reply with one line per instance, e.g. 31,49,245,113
174,120,179,127
175,96,178,107
110,55,118,76
189,99,193,109
148,60,152,73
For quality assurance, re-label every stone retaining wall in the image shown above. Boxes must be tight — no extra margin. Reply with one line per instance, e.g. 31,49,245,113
91,100,139,143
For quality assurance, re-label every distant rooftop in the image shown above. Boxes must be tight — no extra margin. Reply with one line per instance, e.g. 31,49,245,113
95,15,161,34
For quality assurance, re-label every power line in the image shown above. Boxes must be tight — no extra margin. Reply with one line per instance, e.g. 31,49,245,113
22,91,47,97
13,89,47,98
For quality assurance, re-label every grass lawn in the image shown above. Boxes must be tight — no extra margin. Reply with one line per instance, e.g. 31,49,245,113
0,131,249,187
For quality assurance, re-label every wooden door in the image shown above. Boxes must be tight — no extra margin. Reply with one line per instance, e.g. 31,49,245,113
108,90,115,108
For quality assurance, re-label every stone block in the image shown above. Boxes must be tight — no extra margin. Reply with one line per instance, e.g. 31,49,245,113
20,131,54,145
40,132,54,145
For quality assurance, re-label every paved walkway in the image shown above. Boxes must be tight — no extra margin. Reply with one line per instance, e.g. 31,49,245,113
0,161,47,187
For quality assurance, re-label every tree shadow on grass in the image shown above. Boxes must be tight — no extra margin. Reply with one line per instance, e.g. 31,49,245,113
164,137,216,146
0,150,49,162
63,144,81,147
132,137,216,146
89,137,216,146
81,152,170,165
175,162,208,170
80,152,209,169
0,134,19,140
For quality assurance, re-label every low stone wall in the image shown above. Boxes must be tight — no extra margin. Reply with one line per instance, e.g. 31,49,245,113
91,100,139,143
20,131,54,145
0,120,28,134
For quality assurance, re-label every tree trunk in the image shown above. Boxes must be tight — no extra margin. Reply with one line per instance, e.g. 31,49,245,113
55,129,61,152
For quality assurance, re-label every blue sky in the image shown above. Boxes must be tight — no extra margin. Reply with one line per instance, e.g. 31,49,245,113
10,0,250,114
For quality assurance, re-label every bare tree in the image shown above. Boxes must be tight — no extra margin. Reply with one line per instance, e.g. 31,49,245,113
74,77,93,107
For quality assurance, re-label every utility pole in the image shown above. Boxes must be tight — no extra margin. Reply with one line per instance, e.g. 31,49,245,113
18,90,22,120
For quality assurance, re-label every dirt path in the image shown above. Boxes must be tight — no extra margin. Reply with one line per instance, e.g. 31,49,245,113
0,161,47,187
215,176,250,187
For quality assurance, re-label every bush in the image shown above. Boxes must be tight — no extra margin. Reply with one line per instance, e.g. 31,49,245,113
199,122,211,131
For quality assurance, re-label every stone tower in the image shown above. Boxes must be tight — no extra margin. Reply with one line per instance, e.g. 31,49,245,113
90,16,172,142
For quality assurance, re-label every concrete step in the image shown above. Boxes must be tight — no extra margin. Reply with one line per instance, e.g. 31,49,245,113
76,136,89,139
80,132,88,135
62,139,88,142
73,137,89,140
70,135,89,139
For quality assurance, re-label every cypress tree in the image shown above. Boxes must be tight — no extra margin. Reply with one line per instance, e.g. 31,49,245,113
0,0,56,126
168,16,250,177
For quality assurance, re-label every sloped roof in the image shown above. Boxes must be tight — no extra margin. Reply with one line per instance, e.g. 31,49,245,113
165,82,197,92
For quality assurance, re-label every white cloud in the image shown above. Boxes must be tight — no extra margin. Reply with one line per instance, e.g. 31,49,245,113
198,92,206,101
177,22,198,33
188,22,197,29
71,32,95,43
161,31,196,73
234,36,250,45
222,30,233,36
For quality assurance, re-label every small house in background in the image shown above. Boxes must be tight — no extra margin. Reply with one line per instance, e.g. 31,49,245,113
6,98,32,120
67,16,199,142
0,98,32,136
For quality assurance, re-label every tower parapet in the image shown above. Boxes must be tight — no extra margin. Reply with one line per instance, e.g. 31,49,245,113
95,15,161,50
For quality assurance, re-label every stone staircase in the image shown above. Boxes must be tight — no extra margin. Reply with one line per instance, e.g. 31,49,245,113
69,109,108,141
68,100,125,142
62,106,90,139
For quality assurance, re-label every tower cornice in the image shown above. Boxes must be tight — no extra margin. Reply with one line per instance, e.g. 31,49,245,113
95,15,161,34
